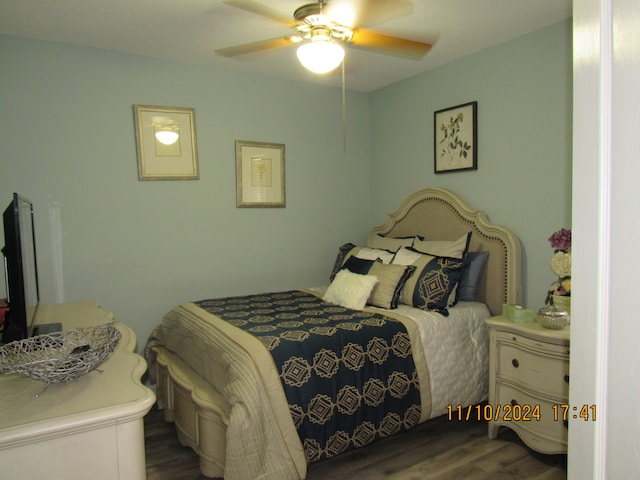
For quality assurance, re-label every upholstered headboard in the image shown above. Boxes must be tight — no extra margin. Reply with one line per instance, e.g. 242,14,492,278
368,187,522,315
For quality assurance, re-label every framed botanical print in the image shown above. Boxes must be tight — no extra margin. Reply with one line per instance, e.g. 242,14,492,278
434,101,477,173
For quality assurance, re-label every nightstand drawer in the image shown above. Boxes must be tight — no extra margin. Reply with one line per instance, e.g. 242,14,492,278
496,333,569,397
495,382,568,448
496,330,569,356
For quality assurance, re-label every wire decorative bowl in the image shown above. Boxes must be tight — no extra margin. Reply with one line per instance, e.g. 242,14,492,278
0,323,121,383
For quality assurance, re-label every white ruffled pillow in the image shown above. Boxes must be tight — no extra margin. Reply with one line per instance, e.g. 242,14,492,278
323,270,379,310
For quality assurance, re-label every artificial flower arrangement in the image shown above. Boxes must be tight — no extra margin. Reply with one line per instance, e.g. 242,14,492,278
545,227,571,304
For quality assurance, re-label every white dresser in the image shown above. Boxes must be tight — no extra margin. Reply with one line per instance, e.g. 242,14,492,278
485,316,569,454
0,302,156,480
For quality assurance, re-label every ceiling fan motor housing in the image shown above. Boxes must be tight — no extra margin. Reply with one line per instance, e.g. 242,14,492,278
294,3,353,42
293,3,326,22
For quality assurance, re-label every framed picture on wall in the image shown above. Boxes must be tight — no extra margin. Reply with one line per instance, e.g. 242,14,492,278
133,105,199,180
434,101,477,174
235,140,285,208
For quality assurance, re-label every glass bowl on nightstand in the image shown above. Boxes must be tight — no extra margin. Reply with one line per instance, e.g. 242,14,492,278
535,305,570,329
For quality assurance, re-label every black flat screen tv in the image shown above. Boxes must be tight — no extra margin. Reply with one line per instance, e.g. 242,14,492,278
2,193,41,343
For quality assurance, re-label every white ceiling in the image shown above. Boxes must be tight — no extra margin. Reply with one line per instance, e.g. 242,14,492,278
0,0,572,92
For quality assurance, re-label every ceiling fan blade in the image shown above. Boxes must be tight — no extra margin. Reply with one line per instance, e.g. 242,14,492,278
222,0,293,26
326,0,415,28
216,36,294,57
349,28,432,60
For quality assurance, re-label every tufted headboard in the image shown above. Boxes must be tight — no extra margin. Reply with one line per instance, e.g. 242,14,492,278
368,187,522,316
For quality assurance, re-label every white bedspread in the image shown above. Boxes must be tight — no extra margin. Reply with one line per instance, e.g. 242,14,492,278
387,301,490,416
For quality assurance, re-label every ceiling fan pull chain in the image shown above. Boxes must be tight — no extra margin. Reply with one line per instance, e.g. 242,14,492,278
342,57,347,153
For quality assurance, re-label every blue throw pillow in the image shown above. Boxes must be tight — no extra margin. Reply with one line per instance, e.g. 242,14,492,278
457,251,489,302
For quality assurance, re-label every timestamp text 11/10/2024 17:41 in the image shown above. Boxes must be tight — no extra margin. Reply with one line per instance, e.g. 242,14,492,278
446,404,597,422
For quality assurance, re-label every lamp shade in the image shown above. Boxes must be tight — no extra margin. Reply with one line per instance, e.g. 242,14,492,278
296,39,344,74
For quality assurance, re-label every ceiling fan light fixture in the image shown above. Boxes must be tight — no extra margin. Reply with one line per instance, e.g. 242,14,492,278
296,37,344,74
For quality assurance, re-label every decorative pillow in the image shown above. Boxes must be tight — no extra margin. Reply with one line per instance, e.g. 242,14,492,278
412,232,472,259
323,270,379,310
393,249,465,316
330,243,395,280
456,251,489,302
339,257,415,309
367,234,415,251
367,262,416,309
392,247,426,266
341,255,376,276
354,247,395,263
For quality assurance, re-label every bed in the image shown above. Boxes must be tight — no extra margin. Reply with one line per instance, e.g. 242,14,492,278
144,187,522,480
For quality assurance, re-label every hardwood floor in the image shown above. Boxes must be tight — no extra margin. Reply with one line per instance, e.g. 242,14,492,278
144,406,566,480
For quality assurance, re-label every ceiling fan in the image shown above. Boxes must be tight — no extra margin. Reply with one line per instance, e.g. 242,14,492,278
216,0,432,74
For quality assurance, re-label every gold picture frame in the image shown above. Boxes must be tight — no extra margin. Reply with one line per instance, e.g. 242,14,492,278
133,105,199,180
235,140,285,208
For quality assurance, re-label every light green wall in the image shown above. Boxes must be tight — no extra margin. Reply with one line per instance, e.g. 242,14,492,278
0,20,572,348
0,35,371,348
370,20,572,308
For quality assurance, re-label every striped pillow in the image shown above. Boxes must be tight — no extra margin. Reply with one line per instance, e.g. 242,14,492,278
367,262,416,309
340,256,416,310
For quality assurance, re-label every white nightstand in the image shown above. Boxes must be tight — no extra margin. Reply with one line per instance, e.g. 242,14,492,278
485,315,569,454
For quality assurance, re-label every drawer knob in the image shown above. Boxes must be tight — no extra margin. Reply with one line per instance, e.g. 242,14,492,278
512,358,519,368
564,374,570,383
